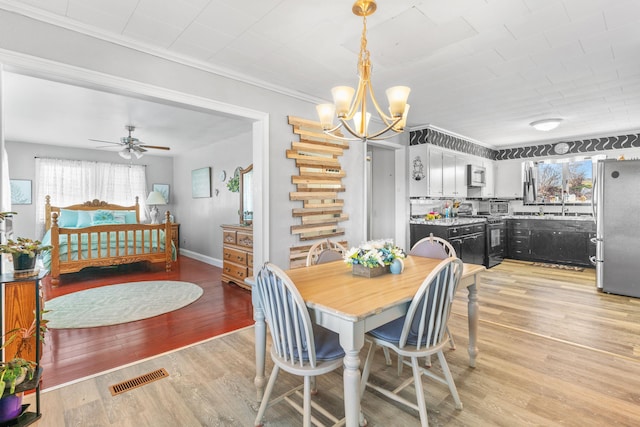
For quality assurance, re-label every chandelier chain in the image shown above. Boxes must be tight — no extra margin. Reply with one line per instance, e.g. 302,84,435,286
359,15,370,76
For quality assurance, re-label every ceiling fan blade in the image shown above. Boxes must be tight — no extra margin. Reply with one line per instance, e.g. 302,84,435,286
95,145,122,149
139,145,171,150
133,146,147,153
89,139,122,145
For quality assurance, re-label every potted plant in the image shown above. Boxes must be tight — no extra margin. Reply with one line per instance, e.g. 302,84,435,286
0,313,48,422
0,237,52,272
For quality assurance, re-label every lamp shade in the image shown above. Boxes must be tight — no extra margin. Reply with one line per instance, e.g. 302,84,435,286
146,191,166,205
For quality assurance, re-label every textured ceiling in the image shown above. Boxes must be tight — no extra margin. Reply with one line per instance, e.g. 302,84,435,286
2,0,640,150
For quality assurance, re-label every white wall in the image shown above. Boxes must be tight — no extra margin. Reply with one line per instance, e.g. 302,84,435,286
173,129,252,263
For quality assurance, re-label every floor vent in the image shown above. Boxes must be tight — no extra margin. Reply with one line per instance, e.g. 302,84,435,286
109,368,169,396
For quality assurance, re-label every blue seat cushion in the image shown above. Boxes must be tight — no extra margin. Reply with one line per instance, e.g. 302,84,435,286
369,267,449,346
312,323,345,361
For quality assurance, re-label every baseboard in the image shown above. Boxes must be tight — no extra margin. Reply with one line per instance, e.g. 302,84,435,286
180,249,222,268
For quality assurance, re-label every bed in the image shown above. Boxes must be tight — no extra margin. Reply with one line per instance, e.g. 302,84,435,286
43,195,175,286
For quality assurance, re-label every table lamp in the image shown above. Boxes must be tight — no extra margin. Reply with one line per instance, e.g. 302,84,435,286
146,191,167,224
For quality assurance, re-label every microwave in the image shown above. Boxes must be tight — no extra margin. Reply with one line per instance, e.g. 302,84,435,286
467,164,486,187
479,200,510,215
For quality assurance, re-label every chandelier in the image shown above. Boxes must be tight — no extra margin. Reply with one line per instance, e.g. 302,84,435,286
316,0,410,142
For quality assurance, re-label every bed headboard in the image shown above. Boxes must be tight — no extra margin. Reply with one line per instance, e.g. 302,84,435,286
45,195,140,230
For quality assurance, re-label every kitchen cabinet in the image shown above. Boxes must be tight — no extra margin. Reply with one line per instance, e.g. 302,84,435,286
410,221,486,265
428,148,443,197
495,159,523,198
482,159,496,198
507,218,595,266
429,147,467,198
408,144,429,197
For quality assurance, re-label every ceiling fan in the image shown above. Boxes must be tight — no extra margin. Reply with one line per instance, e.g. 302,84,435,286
90,125,170,159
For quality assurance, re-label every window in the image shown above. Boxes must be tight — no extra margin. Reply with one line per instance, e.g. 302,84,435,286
35,158,148,235
533,157,595,204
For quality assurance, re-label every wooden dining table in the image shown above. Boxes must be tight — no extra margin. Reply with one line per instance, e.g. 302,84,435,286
250,256,485,427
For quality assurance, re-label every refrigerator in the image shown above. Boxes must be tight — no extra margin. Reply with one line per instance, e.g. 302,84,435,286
593,159,640,297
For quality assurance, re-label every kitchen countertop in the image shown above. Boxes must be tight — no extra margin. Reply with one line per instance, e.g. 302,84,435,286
502,215,594,221
410,217,487,226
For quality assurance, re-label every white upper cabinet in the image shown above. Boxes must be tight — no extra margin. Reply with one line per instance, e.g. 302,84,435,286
429,147,467,198
495,159,523,198
428,147,444,197
482,159,496,198
408,144,428,197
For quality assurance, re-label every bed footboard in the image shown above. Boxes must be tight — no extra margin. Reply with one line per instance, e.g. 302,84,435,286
49,211,174,286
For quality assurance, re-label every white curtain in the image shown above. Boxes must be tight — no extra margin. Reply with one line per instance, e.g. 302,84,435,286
35,158,148,236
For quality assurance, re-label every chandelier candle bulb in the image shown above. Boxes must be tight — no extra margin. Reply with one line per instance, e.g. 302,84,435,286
386,86,411,117
331,86,356,117
353,112,371,135
393,104,410,131
316,104,336,129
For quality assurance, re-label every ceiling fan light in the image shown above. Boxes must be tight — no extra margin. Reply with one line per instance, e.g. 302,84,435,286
331,86,356,118
118,149,132,160
386,86,411,117
530,118,562,131
133,150,143,159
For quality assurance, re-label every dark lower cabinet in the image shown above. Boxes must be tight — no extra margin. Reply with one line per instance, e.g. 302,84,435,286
507,219,595,266
451,233,485,265
410,222,486,265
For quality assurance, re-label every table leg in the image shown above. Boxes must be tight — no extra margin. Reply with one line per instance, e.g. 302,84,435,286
340,325,365,427
253,298,267,402
466,279,479,368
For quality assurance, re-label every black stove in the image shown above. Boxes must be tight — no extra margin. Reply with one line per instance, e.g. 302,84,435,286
459,215,506,267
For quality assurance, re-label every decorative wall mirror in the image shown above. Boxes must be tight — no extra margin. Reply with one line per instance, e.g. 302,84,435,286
239,164,253,225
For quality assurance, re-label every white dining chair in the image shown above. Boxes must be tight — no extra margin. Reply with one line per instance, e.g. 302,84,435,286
254,263,345,427
406,233,458,371
359,257,465,427
410,234,456,259
306,239,347,266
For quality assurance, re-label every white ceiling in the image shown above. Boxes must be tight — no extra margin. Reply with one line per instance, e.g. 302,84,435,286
2,0,640,150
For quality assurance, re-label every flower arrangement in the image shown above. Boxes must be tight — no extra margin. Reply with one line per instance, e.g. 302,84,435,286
344,239,406,269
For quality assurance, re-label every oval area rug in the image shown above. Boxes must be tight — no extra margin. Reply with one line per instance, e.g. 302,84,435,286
44,281,204,329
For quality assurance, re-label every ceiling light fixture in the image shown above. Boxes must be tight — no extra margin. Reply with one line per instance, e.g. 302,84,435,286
530,118,563,132
316,0,410,142
118,148,143,160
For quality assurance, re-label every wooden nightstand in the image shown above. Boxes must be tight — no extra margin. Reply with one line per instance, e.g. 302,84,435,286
170,223,180,255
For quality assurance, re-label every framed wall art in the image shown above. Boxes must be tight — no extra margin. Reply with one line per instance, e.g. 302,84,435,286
153,183,170,203
191,167,211,198
10,179,32,205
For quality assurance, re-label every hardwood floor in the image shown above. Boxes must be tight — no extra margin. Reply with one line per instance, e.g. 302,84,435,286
30,259,640,425
40,256,254,390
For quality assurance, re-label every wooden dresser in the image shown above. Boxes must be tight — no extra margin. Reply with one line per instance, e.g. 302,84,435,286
221,224,253,290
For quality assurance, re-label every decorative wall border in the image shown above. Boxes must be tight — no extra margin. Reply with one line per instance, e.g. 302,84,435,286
410,127,640,161
410,128,497,159
495,134,640,160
